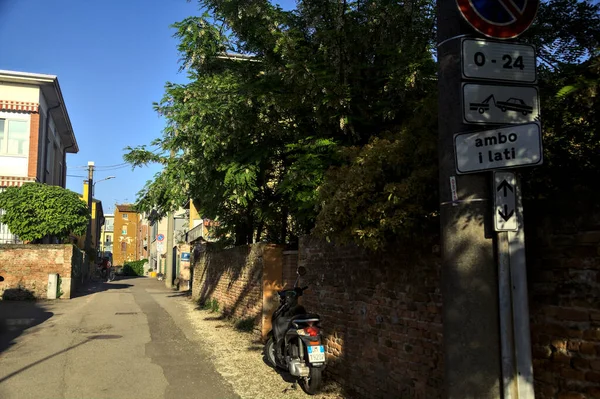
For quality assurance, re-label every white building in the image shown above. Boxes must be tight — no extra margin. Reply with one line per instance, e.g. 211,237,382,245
0,70,79,243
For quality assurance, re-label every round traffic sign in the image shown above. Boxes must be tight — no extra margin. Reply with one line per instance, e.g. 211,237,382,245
456,0,539,39
157,233,165,242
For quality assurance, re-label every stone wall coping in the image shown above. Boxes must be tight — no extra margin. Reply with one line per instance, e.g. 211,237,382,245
0,244,77,249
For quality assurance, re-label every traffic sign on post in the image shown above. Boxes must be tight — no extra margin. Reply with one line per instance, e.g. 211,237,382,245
462,39,537,83
157,233,165,242
454,122,543,174
456,0,539,39
494,171,517,231
462,83,540,124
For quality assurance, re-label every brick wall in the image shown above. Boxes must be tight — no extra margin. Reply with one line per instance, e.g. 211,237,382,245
282,250,298,289
299,236,443,399
191,243,284,336
0,244,87,299
528,204,600,399
28,112,40,179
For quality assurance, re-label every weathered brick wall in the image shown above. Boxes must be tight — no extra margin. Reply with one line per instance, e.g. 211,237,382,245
0,244,85,299
528,204,600,399
299,236,443,399
282,250,298,289
191,244,266,324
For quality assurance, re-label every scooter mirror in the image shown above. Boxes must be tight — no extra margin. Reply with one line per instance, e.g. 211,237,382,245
297,266,307,276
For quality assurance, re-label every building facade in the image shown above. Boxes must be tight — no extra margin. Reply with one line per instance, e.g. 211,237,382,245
100,214,114,257
137,213,149,261
149,208,188,275
0,70,79,243
113,204,140,266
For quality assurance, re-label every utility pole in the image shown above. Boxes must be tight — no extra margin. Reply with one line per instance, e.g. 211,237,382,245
84,161,95,255
436,1,502,398
165,149,176,289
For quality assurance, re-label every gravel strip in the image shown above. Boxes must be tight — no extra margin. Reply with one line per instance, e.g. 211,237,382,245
182,300,345,399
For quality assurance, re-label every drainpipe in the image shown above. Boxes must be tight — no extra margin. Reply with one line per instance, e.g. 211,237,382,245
42,103,62,184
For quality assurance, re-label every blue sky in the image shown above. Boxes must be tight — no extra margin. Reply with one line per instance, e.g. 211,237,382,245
0,0,201,214
0,0,295,215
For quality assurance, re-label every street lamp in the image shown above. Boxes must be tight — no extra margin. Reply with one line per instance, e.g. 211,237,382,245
92,176,115,197
92,175,115,255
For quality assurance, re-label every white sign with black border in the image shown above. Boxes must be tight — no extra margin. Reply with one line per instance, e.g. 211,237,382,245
463,83,540,125
462,38,536,84
454,122,543,174
494,171,517,231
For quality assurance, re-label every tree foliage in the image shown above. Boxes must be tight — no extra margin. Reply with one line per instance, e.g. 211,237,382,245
523,55,600,203
0,183,89,243
126,0,600,250
126,0,437,248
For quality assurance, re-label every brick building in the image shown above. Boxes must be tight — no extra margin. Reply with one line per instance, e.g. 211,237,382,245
113,204,140,266
0,70,79,243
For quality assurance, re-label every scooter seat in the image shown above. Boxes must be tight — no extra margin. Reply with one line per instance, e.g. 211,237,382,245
291,313,320,322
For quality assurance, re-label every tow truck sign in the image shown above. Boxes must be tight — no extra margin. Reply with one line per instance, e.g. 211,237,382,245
462,83,539,124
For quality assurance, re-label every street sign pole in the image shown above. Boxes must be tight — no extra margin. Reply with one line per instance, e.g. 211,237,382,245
494,173,535,399
442,0,540,396
508,177,535,398
437,0,502,397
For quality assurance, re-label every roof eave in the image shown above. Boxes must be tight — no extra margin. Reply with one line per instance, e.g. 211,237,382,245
0,70,79,154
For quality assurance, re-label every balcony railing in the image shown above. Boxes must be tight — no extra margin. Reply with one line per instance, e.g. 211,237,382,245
185,223,204,244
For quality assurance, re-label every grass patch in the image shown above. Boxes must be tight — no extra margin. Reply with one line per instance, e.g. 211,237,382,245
234,317,256,333
199,298,220,313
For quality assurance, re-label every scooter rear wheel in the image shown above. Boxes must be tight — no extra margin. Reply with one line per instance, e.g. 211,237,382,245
301,366,323,395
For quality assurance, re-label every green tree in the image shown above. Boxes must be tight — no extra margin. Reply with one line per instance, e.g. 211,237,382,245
522,55,600,204
127,0,600,251
125,0,436,247
0,183,89,243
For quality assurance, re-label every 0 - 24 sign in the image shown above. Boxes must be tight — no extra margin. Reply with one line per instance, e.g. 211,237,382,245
462,39,537,84
473,52,525,70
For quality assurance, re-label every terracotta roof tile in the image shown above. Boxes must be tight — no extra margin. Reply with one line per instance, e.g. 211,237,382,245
116,204,136,213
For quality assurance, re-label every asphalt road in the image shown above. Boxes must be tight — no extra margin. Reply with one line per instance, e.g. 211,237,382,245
0,277,239,399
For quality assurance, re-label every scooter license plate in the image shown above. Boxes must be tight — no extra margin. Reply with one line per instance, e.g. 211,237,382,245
307,345,325,363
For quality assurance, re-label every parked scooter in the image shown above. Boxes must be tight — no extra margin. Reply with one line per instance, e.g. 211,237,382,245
264,266,325,395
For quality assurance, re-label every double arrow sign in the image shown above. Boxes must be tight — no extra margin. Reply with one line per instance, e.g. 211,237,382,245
494,171,517,231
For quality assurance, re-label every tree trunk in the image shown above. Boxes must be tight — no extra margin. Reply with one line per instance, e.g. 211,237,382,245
280,207,288,245
255,221,264,243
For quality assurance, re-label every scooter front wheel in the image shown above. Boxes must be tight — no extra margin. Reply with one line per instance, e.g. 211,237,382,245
300,366,323,395
264,336,278,368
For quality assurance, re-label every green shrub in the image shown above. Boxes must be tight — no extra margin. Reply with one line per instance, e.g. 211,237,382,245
199,298,220,312
210,298,219,313
122,259,147,276
234,317,256,333
57,275,64,299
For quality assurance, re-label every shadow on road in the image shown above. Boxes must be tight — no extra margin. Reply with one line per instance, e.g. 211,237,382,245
167,291,191,298
0,334,122,383
114,276,144,281
0,296,53,355
73,281,133,298
261,353,297,384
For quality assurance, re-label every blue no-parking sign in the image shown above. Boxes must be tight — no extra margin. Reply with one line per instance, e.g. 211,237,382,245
456,0,539,39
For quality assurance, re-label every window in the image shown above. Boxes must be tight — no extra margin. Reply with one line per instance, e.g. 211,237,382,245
106,235,111,243
0,119,29,155
121,225,127,235
122,213,128,219
121,242,127,252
